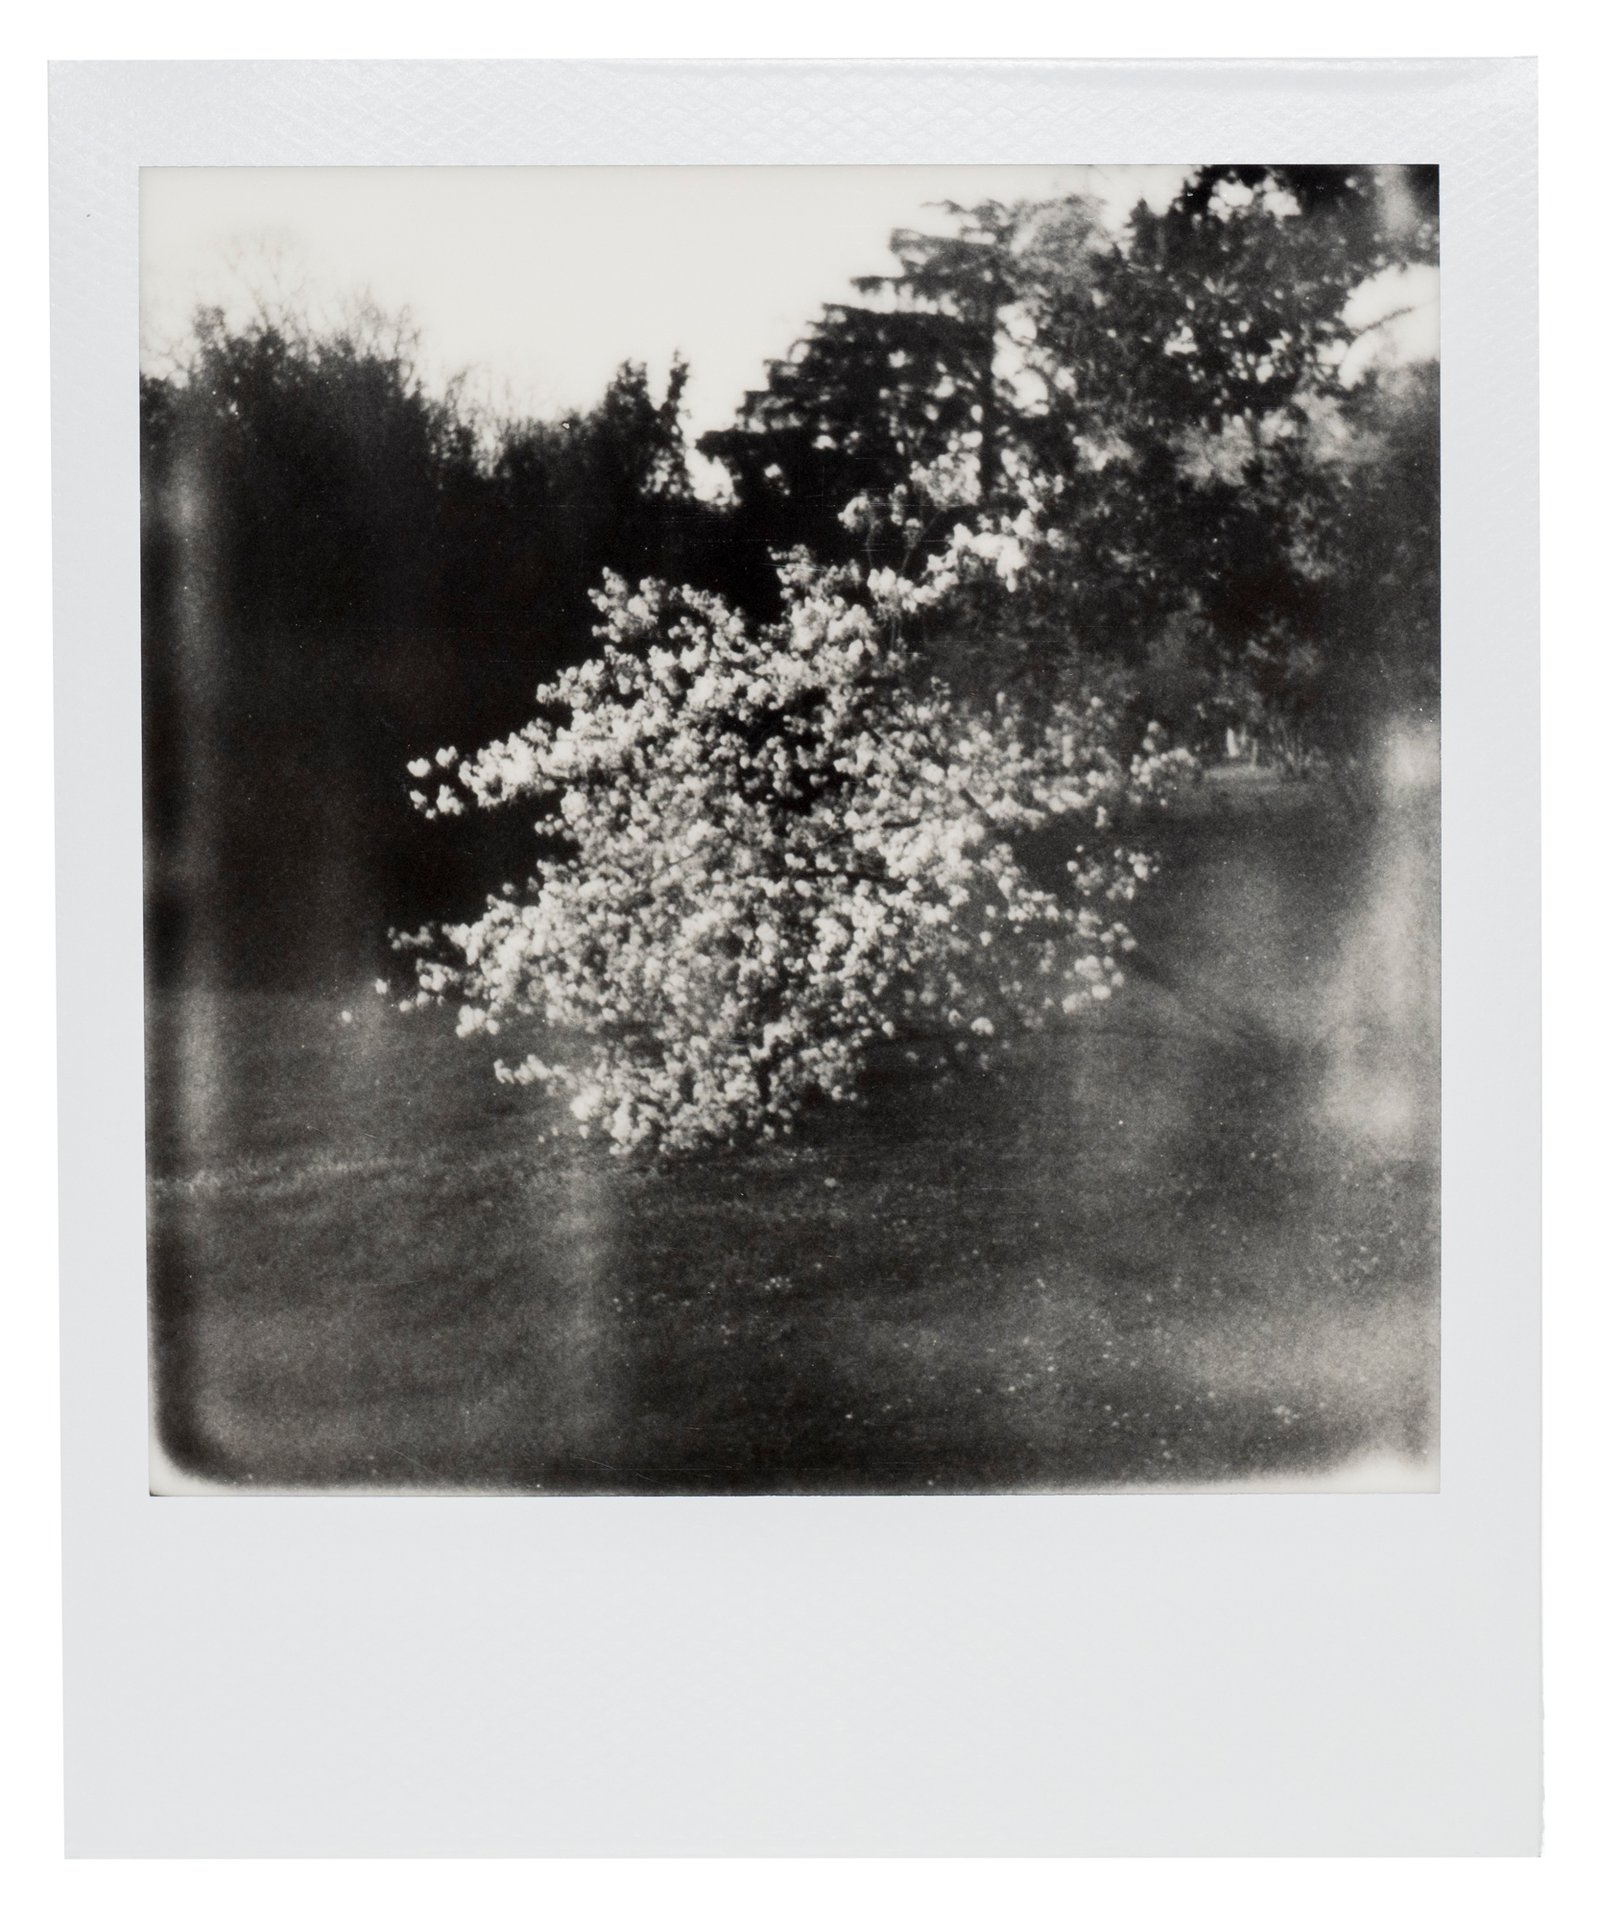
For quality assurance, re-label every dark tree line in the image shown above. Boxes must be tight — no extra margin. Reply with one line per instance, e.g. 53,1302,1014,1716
141,165,1438,990
142,312,732,987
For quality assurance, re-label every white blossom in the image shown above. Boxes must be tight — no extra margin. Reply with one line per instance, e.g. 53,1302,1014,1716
394,511,1192,1154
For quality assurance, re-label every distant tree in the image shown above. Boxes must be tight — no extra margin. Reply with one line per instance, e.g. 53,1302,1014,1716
464,357,704,652
976,165,1439,756
701,170,1439,767
700,200,1102,583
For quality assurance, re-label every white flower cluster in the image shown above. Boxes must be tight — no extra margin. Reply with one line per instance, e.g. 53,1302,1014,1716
392,514,1192,1154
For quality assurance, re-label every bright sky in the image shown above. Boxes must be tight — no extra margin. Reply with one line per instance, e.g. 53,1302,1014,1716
140,165,1194,442
141,163,1438,491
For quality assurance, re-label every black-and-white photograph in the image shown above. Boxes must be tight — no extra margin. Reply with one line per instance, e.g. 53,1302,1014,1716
141,162,1440,1495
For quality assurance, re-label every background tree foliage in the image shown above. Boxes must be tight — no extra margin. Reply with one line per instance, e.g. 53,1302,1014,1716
140,165,1438,992
706,165,1438,752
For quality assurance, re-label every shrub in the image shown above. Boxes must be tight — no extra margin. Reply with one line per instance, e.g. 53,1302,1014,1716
393,508,1192,1153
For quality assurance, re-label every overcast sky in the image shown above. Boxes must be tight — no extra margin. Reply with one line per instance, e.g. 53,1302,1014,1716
141,165,1194,436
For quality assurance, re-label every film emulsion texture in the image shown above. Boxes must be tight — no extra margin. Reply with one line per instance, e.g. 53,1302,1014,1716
141,165,1440,1492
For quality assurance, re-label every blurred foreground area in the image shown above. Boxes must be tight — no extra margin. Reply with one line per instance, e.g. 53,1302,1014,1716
147,763,1438,1493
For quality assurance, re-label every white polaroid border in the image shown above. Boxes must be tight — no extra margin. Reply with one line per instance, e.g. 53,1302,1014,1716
51,59,1539,1856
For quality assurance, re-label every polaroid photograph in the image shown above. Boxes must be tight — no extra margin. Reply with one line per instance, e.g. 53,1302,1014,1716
53,59,1539,1857
140,160,1441,1497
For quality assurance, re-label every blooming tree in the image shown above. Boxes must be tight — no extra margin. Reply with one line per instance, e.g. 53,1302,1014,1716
392,498,1191,1154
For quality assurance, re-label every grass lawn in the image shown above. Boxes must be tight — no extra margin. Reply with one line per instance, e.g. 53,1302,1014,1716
146,770,1439,1493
